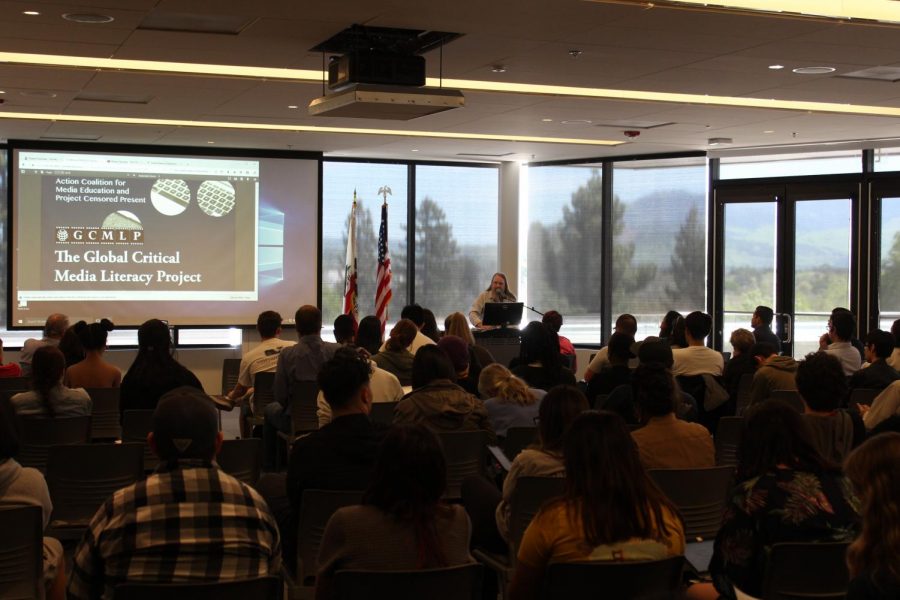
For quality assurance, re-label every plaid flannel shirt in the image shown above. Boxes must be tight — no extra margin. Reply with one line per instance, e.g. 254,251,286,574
67,460,281,600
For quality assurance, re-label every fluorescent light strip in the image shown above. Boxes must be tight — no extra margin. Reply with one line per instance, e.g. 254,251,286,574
3,51,900,118
0,111,623,146
594,0,900,24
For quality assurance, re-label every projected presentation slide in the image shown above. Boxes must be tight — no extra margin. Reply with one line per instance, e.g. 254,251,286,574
11,148,318,328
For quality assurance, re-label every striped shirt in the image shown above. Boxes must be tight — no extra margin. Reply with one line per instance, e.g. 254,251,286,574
68,460,281,600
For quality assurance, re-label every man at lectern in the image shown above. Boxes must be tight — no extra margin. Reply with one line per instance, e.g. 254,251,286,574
469,272,517,330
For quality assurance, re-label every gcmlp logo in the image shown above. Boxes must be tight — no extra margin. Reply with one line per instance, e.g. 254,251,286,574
55,227,144,244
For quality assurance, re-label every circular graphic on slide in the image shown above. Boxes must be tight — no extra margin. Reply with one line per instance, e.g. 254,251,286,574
101,210,143,230
197,180,236,217
150,178,191,216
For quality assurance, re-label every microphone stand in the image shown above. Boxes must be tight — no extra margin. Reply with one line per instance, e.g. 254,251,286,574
525,305,544,317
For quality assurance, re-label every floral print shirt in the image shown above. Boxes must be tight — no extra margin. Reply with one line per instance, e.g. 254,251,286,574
710,466,860,599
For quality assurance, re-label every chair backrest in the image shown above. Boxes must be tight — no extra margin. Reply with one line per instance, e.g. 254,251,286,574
252,372,276,416
122,409,158,472
46,443,144,524
437,430,487,500
508,476,565,550
502,426,537,461
0,376,29,392
544,557,686,600
768,390,804,412
114,576,283,600
289,381,320,434
735,373,754,416
0,505,42,600
648,466,734,541
334,564,483,600
297,489,365,584
221,358,241,395
848,387,880,412
593,394,610,411
715,416,744,467
762,542,851,600
368,401,398,426
217,438,262,486
85,387,121,440
18,416,91,472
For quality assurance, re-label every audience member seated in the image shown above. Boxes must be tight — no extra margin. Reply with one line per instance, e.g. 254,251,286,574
748,342,797,407
67,387,281,599
751,305,782,353
379,304,436,354
658,310,682,345
672,312,724,377
281,348,387,572
508,411,685,600
316,424,473,600
850,329,900,392
226,310,295,437
0,398,65,600
0,337,22,378
120,319,203,415
859,380,900,431
19,313,68,376
700,401,859,600
438,335,481,395
631,362,714,469
583,314,638,381
722,328,757,402
266,305,340,465
888,319,900,370
669,314,688,349
542,310,576,371
372,319,417,386
11,346,91,417
478,364,545,437
355,315,384,357
422,308,442,343
796,352,865,463
316,352,403,427
394,345,496,443
511,322,576,391
819,309,863,376
58,322,86,367
845,433,900,599
585,332,634,403
445,311,495,371
64,319,121,389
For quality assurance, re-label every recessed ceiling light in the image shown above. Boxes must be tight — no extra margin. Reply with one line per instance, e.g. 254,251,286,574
63,13,114,24
541,118,553,122
708,137,733,146
19,90,57,98
0,91,5,94
287,105,298,109
206,141,215,144
491,65,507,73
768,64,784,70
792,66,836,75
560,119,592,125
22,10,40,16
763,130,774,134
411,149,419,152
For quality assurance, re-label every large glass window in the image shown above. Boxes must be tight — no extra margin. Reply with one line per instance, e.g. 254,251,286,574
612,158,707,339
523,164,602,344
322,161,409,332
413,165,498,324
880,197,900,330
719,150,861,180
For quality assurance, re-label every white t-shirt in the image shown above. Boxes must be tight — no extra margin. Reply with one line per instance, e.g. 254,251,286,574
237,337,296,387
671,346,724,377
316,361,404,427
586,346,638,374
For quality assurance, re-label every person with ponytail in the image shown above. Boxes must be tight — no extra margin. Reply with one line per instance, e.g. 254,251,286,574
372,319,417,386
478,363,545,437
10,346,91,417
64,319,121,388
315,424,473,600
845,432,900,599
508,410,684,600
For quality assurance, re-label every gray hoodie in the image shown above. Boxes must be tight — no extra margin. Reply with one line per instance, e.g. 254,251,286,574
749,355,798,407
0,458,52,528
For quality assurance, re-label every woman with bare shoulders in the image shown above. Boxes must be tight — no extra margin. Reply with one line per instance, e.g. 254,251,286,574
64,319,121,388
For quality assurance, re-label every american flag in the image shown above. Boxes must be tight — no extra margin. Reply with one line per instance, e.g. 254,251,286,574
375,199,392,335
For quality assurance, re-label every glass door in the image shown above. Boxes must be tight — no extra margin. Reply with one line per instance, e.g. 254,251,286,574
871,183,900,331
715,182,858,358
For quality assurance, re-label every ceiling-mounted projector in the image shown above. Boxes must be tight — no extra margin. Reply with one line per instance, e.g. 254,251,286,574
308,24,464,120
308,84,464,120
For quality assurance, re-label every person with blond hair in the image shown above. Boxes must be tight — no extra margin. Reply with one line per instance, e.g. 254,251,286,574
372,319,417,386
478,363,545,437
845,432,900,598
445,311,495,368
